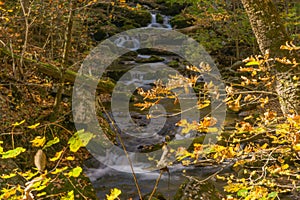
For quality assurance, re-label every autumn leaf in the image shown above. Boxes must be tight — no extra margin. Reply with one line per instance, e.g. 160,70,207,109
49,150,63,162
30,136,46,147
12,119,25,126
61,190,74,200
67,166,82,178
27,123,40,129
68,130,94,152
51,166,68,175
245,61,260,66
1,147,26,159
43,137,60,149
1,173,17,179
106,188,121,200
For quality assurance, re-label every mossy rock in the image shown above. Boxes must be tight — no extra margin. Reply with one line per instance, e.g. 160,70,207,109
136,55,165,63
167,60,180,68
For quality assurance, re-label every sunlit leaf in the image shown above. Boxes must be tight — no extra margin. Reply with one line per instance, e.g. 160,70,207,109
281,164,289,170
51,166,68,175
66,156,75,161
106,188,121,200
20,170,39,179
293,144,300,151
67,166,82,178
237,189,248,197
27,123,40,129
61,190,74,200
49,150,63,162
12,119,25,126
245,61,260,66
1,173,17,179
43,137,60,149
268,192,278,198
1,147,26,159
30,136,46,147
68,130,94,152
0,141,3,153
0,187,17,199
37,192,47,197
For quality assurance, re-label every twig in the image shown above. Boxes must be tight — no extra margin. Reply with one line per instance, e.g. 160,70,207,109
148,170,163,200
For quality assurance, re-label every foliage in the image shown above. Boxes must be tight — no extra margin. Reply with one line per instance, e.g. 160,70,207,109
0,128,93,199
106,188,121,200
134,43,299,199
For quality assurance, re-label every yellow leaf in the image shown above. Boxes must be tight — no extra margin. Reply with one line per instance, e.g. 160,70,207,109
30,136,46,147
27,123,40,129
49,150,63,162
67,166,82,178
1,173,16,179
293,144,300,151
61,190,74,200
281,164,289,170
66,156,75,161
51,166,68,175
106,188,121,200
12,119,25,126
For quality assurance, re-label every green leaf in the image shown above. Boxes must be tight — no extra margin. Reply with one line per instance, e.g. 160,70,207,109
68,130,94,152
67,166,82,178
1,147,26,159
268,192,278,198
43,137,60,149
237,189,248,197
245,61,259,66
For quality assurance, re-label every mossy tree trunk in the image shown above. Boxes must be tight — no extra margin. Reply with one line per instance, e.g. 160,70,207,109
241,0,299,115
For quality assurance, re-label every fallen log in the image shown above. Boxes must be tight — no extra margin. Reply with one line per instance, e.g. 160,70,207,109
0,48,115,93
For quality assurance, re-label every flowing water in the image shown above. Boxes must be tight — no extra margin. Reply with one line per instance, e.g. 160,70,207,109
85,12,236,199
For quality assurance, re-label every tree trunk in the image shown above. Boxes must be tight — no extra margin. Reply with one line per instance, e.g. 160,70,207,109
241,0,299,115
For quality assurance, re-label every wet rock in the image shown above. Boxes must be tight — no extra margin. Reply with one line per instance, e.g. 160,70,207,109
136,55,165,63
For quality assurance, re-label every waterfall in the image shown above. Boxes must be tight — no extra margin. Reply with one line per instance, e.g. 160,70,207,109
147,12,172,29
151,13,157,24
113,12,172,51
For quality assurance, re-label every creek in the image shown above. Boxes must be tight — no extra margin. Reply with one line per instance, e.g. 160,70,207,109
84,11,238,199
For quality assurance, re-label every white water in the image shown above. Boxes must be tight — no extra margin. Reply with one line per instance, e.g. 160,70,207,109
113,12,172,51
147,13,172,29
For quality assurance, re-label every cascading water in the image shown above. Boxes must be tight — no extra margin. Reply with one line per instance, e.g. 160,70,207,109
86,10,194,200
147,12,172,29
113,12,172,51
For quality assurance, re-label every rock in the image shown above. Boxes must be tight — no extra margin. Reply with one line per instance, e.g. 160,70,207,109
174,178,225,200
136,55,165,63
